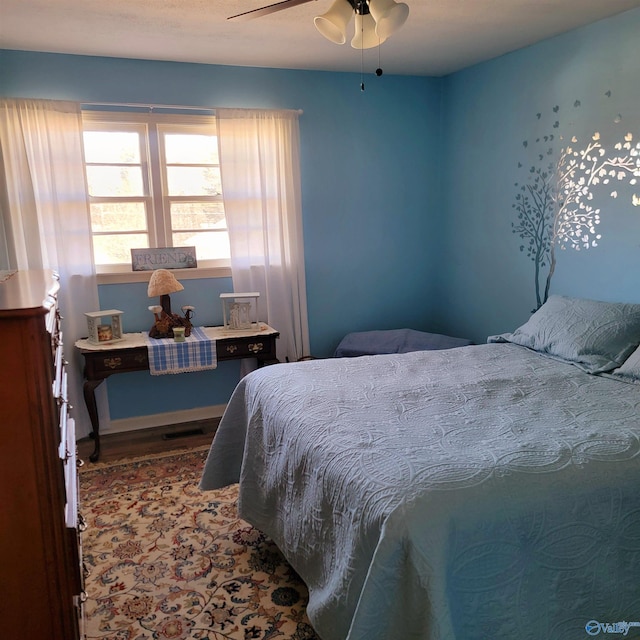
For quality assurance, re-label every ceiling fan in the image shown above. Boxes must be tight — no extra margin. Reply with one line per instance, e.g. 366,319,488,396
228,0,410,50
228,0,318,22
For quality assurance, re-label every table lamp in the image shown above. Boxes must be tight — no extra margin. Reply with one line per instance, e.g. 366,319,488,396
147,269,193,339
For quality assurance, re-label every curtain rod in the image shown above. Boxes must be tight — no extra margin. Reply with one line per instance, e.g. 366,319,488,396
81,101,215,112
80,102,303,115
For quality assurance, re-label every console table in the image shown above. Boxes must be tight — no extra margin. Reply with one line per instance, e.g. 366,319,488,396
76,324,279,462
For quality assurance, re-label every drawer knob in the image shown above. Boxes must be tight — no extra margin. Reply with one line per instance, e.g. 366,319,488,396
248,342,264,354
226,345,238,354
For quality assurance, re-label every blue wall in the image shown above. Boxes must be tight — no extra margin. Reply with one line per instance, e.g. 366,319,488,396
1,8,638,424
440,8,640,343
0,50,442,422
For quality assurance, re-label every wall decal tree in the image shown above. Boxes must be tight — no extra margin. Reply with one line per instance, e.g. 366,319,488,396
512,101,640,312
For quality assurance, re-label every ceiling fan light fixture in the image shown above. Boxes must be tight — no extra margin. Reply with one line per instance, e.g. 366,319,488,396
314,0,353,45
351,11,384,49
369,0,410,40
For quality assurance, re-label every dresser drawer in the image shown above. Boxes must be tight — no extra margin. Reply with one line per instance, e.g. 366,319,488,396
218,336,277,360
63,417,78,528
82,348,150,378
53,339,65,401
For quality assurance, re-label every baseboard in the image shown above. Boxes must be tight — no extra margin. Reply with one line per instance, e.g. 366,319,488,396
103,404,227,435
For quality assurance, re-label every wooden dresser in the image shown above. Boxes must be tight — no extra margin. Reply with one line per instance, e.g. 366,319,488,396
0,270,84,639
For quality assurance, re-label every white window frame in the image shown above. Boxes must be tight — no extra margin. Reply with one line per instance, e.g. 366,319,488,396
82,110,231,284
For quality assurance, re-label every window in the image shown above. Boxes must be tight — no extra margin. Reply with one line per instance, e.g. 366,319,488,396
82,111,230,278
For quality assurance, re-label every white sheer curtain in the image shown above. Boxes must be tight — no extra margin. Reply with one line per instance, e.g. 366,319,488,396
0,98,102,438
217,108,310,365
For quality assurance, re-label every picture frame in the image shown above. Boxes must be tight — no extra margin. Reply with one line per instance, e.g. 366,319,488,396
85,310,124,344
220,293,260,331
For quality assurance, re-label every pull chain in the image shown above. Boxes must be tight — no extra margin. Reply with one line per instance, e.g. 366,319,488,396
357,1,383,91
360,23,365,91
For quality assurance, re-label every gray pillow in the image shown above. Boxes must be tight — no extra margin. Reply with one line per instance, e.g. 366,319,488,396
612,344,640,382
488,295,640,373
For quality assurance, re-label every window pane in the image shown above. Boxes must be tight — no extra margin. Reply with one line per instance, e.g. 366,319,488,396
173,230,230,261
90,202,147,233
170,202,226,230
83,131,140,164
165,134,218,164
86,166,144,197
166,166,222,196
92,233,149,265
83,114,231,271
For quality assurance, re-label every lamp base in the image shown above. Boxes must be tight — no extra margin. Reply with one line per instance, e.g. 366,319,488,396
148,312,192,340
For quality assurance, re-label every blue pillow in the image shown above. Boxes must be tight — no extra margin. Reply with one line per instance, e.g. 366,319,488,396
488,295,640,373
612,344,640,382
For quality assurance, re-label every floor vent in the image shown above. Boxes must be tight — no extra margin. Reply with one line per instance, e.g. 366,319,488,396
162,428,205,440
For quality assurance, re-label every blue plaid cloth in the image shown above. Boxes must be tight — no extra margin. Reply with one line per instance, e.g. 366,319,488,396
145,326,217,375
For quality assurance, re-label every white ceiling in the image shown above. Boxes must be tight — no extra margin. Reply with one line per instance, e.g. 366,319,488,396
1,0,639,77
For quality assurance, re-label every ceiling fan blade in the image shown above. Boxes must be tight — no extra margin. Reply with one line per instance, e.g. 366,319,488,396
228,0,317,21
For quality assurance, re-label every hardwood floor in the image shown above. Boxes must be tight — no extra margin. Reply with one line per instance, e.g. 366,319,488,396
77,418,220,465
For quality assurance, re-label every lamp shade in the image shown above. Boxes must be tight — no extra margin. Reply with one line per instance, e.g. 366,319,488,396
351,12,385,49
147,269,184,297
314,0,353,44
369,0,409,40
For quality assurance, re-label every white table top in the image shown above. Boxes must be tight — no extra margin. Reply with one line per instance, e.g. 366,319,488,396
75,323,278,351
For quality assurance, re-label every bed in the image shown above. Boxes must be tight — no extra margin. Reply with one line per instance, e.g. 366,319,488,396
200,295,640,640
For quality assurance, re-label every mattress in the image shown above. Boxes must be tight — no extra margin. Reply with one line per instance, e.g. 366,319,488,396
200,343,640,639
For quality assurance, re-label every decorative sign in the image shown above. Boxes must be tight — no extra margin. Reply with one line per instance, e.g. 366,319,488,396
131,247,197,271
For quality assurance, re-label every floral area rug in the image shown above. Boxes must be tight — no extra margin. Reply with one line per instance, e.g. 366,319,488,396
79,447,320,640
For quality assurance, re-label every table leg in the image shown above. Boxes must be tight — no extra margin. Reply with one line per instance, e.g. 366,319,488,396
83,379,104,462
256,355,279,367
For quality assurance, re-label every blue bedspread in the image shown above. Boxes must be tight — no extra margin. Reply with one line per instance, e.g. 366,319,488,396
200,343,640,640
